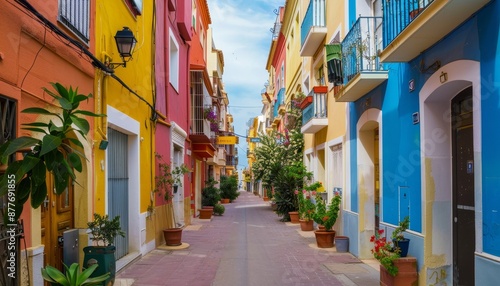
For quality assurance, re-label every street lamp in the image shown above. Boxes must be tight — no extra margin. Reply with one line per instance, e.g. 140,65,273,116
108,27,137,69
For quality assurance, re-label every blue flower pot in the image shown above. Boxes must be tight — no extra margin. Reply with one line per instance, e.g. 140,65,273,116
393,238,410,257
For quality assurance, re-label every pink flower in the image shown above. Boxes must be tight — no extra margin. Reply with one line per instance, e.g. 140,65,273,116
311,191,316,196
302,189,307,194
294,190,299,194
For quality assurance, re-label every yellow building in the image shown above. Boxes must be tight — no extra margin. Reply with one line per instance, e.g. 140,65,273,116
299,0,347,206
94,1,156,268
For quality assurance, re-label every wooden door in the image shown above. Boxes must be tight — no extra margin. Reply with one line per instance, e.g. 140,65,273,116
452,87,475,286
41,175,74,270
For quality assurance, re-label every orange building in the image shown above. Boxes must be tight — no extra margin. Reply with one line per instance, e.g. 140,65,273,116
0,1,96,284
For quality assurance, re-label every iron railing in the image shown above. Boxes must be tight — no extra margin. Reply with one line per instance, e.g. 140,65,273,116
273,88,285,118
302,89,327,125
341,17,384,83
301,0,326,47
58,0,90,42
383,0,433,47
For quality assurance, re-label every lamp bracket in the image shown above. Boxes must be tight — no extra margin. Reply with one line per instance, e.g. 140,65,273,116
107,61,127,69
420,59,441,74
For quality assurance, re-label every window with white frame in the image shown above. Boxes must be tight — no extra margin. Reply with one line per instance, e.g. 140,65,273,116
280,63,284,89
169,31,179,91
58,0,90,43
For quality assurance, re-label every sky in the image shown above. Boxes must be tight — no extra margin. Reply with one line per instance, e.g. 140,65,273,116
207,0,285,172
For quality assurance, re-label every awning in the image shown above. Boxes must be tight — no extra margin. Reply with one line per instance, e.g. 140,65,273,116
326,44,341,61
326,44,343,86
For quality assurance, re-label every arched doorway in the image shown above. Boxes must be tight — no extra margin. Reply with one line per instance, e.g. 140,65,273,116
356,108,382,258
420,60,481,285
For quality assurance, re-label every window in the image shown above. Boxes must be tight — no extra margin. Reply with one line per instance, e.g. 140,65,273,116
0,96,16,214
130,0,142,13
192,0,197,28
316,64,325,85
58,0,90,43
169,29,179,91
281,63,284,89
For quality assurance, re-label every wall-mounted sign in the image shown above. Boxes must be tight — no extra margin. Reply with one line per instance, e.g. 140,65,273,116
412,112,420,125
217,136,238,145
409,79,415,92
249,137,261,143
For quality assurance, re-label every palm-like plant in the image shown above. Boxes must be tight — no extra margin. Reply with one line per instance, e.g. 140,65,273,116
41,263,110,286
0,82,103,220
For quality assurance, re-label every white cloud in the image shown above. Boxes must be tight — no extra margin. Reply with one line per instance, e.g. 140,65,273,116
207,0,285,170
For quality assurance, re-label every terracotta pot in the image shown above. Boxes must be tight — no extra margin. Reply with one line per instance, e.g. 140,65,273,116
314,230,336,248
163,228,183,246
379,257,418,286
299,219,314,231
317,224,326,231
221,198,230,204
288,211,299,223
263,197,270,201
199,208,213,219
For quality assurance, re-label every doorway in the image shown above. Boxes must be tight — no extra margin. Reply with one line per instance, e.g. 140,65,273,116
41,176,74,270
107,128,129,260
356,109,381,258
452,87,475,286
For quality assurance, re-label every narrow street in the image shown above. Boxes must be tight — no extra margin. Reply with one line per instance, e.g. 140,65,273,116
116,191,379,286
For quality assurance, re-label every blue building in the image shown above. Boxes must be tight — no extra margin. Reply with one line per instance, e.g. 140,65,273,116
338,0,499,284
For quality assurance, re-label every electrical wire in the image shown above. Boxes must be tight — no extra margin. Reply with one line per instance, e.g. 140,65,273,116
20,27,46,89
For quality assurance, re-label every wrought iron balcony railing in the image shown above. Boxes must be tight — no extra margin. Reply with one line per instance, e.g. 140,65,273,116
341,17,384,84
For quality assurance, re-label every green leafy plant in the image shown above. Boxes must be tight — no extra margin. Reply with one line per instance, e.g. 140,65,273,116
213,203,225,216
297,190,316,221
312,195,341,231
391,216,410,241
220,175,239,201
41,263,110,286
0,82,104,220
154,153,190,201
371,229,400,276
87,213,125,246
202,178,221,207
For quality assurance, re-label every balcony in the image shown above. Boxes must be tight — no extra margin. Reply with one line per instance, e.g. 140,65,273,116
336,17,388,102
301,86,328,134
273,88,285,118
380,0,490,62
190,76,215,158
300,0,327,57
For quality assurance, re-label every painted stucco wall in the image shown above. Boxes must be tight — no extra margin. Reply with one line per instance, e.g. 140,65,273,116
94,0,155,255
346,0,500,284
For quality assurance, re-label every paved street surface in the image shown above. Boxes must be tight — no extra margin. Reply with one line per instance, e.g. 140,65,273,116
116,191,379,286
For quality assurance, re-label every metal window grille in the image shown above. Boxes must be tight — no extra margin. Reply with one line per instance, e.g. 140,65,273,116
0,96,20,286
58,0,90,43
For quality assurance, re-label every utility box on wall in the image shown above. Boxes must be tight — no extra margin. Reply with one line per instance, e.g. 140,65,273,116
62,229,79,267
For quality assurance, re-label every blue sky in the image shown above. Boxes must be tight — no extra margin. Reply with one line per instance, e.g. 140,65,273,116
207,0,285,172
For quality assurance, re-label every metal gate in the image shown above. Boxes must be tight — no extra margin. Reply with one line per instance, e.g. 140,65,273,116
107,128,129,260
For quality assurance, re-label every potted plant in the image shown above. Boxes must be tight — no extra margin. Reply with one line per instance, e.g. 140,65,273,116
213,203,225,216
391,216,410,257
409,0,425,21
41,263,110,286
297,189,316,231
371,223,418,285
0,82,103,221
83,213,125,285
312,194,341,248
200,178,220,219
154,153,190,246
220,175,239,203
